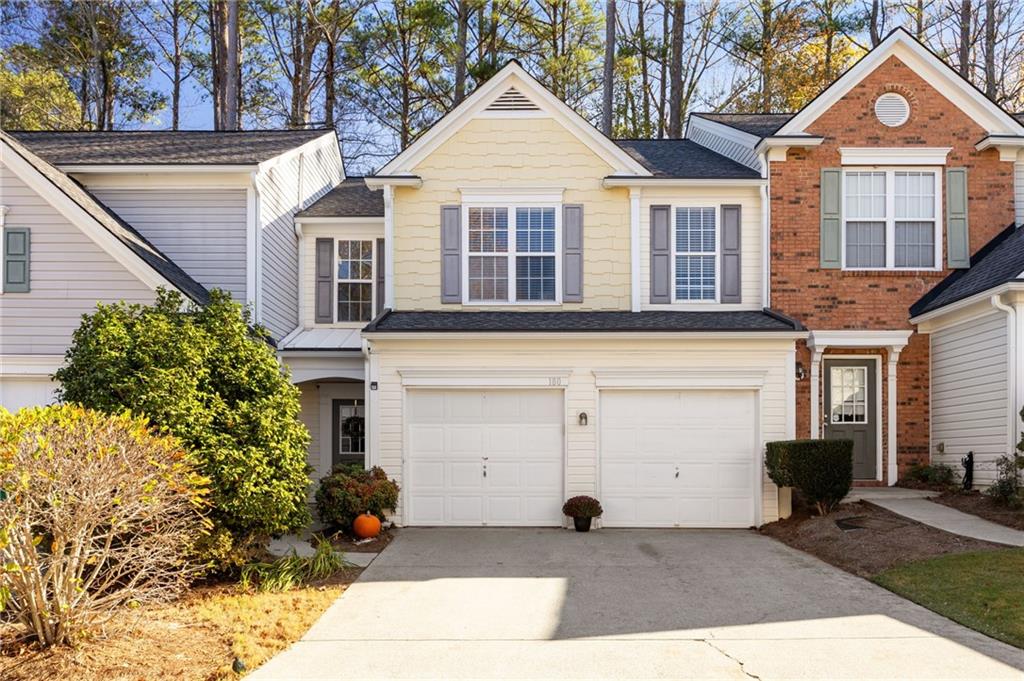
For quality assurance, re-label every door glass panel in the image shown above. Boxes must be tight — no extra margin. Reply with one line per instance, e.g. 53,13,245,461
333,398,365,466
830,366,868,423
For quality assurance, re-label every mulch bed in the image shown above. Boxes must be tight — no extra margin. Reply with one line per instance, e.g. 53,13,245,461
327,527,395,553
760,501,1006,578
933,491,1024,532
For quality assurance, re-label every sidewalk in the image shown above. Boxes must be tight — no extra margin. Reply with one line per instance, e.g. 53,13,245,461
856,490,1024,547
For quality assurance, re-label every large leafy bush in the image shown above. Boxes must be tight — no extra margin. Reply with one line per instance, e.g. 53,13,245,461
55,289,311,566
0,405,208,646
315,465,399,530
765,439,853,515
988,407,1024,508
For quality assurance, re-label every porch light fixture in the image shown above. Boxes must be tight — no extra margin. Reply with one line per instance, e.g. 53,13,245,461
795,362,807,381
578,412,588,427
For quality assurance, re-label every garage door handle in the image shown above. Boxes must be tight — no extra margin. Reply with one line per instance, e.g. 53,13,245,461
674,468,679,479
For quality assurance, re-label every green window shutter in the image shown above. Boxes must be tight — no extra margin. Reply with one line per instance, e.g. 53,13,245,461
3,227,30,293
946,167,970,269
820,169,842,269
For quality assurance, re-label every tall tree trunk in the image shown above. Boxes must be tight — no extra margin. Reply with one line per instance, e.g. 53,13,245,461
211,0,226,129
869,0,882,46
657,0,668,138
984,0,996,99
667,0,683,138
225,0,240,130
602,0,616,135
760,0,772,112
957,0,971,79
324,0,338,127
171,0,181,130
638,0,651,137
454,0,469,104
915,0,924,40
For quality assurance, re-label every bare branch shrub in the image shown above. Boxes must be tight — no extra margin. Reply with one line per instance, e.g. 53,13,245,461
0,405,209,647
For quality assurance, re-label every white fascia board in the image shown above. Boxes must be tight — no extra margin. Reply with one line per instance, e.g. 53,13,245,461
377,64,651,177
910,281,1024,326
0,354,65,376
398,368,572,387
975,136,1024,162
364,331,808,341
363,175,422,189
686,115,762,148
59,163,257,173
839,147,952,165
294,216,385,225
777,30,1024,136
593,368,769,389
2,140,188,296
753,136,824,157
808,328,913,350
603,177,766,188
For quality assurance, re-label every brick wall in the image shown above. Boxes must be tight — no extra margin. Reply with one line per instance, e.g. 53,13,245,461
770,55,1017,482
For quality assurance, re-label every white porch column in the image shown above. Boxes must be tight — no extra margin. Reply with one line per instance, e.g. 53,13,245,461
383,184,395,309
629,187,641,312
886,347,903,486
809,346,825,438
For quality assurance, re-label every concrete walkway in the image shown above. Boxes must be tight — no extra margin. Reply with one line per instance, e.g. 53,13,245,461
251,529,1024,680
867,496,1024,547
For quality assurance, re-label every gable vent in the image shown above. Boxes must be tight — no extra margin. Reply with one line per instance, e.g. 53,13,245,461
485,87,540,112
875,93,910,127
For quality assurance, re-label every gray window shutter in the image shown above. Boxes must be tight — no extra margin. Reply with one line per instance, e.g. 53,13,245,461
562,204,583,302
720,205,742,303
3,227,30,293
375,237,385,315
440,205,461,303
820,168,842,269
314,238,333,323
650,205,671,303
946,167,970,269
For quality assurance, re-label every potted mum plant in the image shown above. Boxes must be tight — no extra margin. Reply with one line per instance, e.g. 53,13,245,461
562,495,603,532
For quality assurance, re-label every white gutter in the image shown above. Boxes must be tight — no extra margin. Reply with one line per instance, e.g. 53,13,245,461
294,219,305,326
363,331,809,342
991,293,1018,455
910,281,1024,325
365,175,422,189
59,163,258,173
603,177,766,188
247,169,262,320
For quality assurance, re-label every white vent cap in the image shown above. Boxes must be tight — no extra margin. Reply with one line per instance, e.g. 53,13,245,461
486,87,540,112
875,93,910,127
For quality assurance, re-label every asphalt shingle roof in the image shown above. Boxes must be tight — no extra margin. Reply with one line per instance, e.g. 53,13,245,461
2,132,209,304
8,129,334,165
296,177,384,217
691,113,795,138
911,224,1024,317
613,139,761,179
364,309,804,333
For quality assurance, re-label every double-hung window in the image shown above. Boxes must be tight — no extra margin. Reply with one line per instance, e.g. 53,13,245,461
674,207,717,301
337,239,374,322
843,169,939,270
466,205,559,303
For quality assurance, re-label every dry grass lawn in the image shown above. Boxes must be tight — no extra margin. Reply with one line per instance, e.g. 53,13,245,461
0,568,360,681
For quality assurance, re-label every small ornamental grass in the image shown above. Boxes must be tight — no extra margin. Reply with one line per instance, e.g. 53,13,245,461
0,405,209,647
239,538,348,593
562,496,603,518
315,465,400,531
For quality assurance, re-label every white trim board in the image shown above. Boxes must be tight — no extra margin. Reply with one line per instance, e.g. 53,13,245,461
840,147,952,165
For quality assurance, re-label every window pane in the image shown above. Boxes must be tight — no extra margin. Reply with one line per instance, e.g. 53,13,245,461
845,172,886,219
337,282,372,321
515,255,556,301
515,207,556,253
468,255,508,301
335,399,365,462
895,171,935,219
830,367,868,424
675,255,716,300
675,207,716,253
338,240,373,281
845,221,886,267
895,221,935,268
468,207,508,253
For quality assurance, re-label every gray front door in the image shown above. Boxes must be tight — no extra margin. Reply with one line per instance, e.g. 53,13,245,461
823,359,877,480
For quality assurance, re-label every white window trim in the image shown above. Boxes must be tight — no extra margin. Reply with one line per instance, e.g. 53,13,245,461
841,167,943,272
334,237,376,326
671,206,719,304
0,204,7,294
461,202,563,305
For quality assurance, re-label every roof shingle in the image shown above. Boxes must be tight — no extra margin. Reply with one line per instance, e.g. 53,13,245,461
296,177,384,217
612,139,761,179
690,113,794,138
9,129,334,165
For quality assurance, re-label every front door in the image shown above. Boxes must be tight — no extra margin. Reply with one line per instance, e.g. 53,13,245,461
824,359,877,480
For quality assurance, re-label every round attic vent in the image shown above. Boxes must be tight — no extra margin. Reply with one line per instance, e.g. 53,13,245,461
875,92,910,127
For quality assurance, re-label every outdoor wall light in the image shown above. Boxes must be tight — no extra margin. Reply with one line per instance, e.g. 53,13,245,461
795,362,807,381
578,412,588,426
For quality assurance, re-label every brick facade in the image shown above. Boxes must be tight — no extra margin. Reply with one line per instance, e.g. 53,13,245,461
769,55,1017,483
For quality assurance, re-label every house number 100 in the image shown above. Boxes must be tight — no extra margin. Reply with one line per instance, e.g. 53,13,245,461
548,377,563,386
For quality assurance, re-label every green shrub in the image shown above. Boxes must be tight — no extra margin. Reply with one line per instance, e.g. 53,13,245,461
240,538,348,592
561,495,603,518
0,405,209,646
765,439,853,515
902,461,957,489
315,465,400,530
55,289,311,568
987,406,1024,508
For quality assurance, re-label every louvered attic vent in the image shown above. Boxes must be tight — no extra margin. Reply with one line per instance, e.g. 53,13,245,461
874,92,910,127
485,87,540,111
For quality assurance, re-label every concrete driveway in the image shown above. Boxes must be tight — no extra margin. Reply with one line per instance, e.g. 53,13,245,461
252,529,1024,680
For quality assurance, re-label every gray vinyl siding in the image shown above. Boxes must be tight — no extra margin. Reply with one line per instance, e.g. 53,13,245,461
91,188,247,300
257,134,342,339
686,118,761,171
0,165,155,355
930,311,1010,486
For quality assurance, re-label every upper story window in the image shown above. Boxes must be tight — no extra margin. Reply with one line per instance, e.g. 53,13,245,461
674,207,717,301
843,169,939,270
337,239,374,321
465,205,559,303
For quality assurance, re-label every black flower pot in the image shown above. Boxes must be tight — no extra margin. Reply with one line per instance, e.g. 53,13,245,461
573,516,592,532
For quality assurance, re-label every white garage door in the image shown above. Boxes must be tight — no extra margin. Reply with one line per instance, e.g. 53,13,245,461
406,389,564,526
601,390,758,528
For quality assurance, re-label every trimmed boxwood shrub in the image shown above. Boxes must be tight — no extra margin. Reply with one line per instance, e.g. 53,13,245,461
316,464,400,530
765,439,854,515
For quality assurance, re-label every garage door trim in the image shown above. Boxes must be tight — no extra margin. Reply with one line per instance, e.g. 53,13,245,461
597,383,764,528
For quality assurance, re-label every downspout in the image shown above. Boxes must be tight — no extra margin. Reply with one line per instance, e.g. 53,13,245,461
247,170,262,321
991,293,1017,457
294,220,304,327
760,152,770,308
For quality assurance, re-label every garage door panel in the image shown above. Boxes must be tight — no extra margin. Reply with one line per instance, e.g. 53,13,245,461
637,427,679,457
410,461,446,488
677,497,715,526
718,462,754,489
447,427,484,454
450,462,483,488
718,497,755,526
522,425,562,451
636,463,677,489
636,497,680,525
486,462,521,488
601,427,638,453
678,462,716,489
450,496,484,523
408,495,445,524
408,425,444,453
524,461,562,488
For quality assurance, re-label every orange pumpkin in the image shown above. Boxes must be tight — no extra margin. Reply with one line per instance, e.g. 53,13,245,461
353,512,381,539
